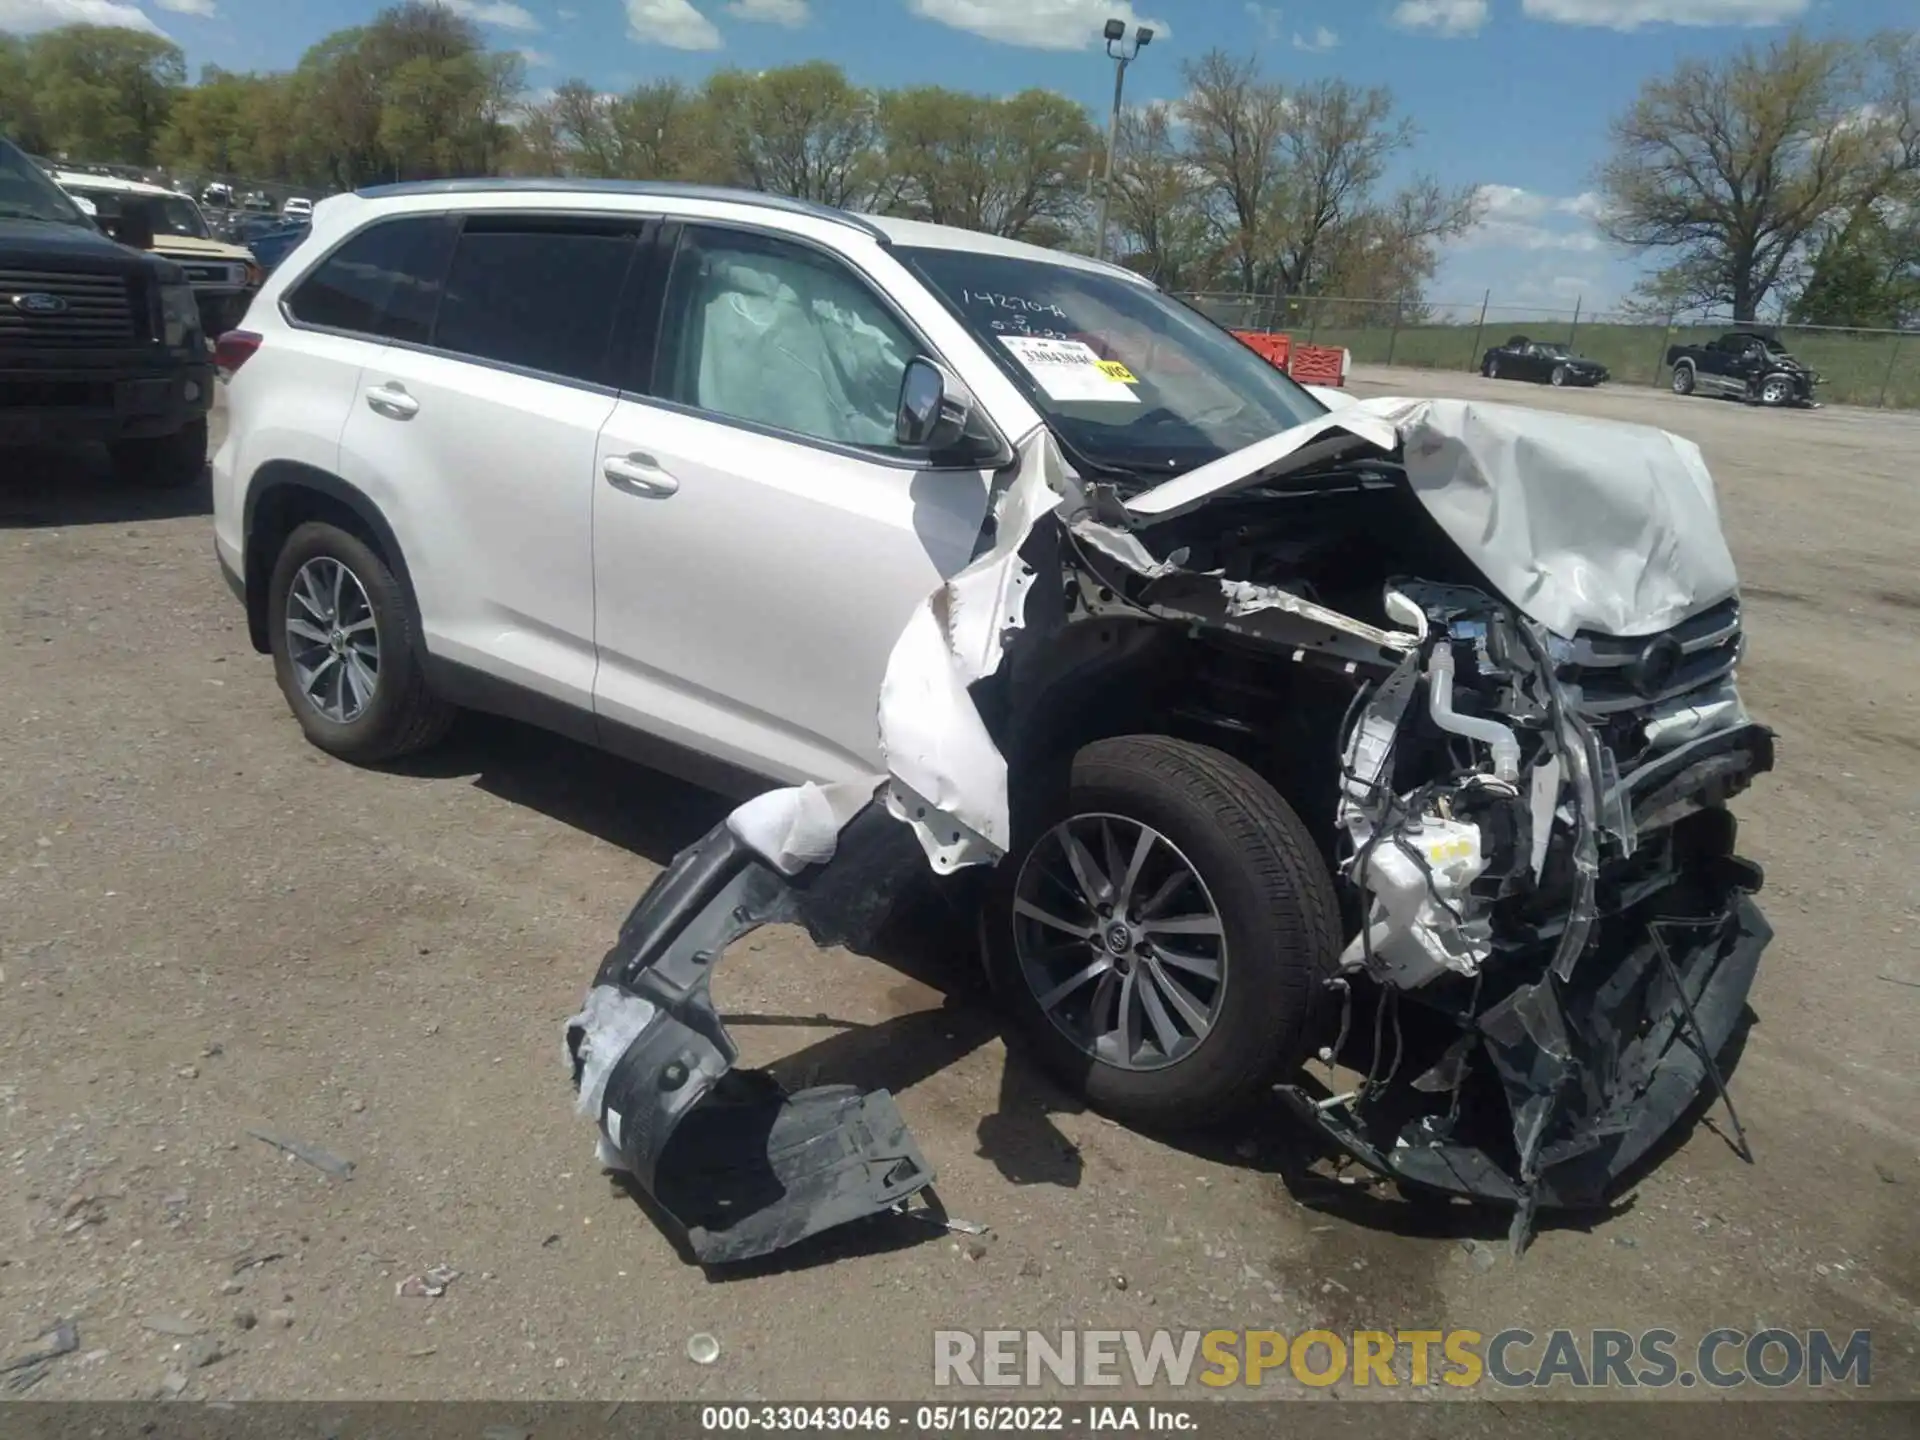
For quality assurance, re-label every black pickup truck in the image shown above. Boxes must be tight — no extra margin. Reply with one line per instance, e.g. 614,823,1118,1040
1664,330,1820,408
1,137,213,487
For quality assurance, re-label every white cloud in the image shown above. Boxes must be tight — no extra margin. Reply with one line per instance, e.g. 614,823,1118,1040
626,0,722,47
440,0,542,31
1521,0,1807,28
909,0,1168,52
1389,0,1487,37
727,0,808,22
1292,24,1337,50
1245,3,1282,42
0,0,168,33
557,5,578,16
154,0,215,15
1459,183,1609,252
516,46,557,66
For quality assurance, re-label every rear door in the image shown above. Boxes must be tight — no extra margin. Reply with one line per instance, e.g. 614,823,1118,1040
336,212,647,715
588,221,993,785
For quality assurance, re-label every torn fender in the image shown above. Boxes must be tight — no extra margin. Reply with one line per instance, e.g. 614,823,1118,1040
564,799,936,1264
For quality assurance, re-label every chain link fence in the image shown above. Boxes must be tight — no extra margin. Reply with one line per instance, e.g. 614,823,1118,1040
1175,291,1920,411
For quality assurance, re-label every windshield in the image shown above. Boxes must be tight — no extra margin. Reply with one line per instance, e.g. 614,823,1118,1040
1534,343,1569,356
900,246,1324,479
64,185,212,240
0,143,88,225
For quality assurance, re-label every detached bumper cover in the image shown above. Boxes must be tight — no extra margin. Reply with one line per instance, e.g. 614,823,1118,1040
1286,887,1768,1211
565,805,935,1265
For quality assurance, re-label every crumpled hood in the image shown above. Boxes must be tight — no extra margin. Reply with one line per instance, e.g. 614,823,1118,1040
1125,395,1739,639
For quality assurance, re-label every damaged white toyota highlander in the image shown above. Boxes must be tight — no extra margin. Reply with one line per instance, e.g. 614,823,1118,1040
211,181,1775,1263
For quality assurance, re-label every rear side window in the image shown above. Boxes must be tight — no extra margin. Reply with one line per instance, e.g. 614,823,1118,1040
285,216,456,343
431,218,638,388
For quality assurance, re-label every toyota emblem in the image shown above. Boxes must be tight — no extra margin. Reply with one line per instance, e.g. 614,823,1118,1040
12,292,69,316
1626,634,1684,698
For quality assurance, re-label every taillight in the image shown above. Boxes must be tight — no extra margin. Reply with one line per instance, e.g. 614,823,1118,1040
214,329,261,378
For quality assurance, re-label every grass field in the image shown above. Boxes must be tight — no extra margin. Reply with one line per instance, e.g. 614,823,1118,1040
1180,297,1920,409
1323,320,1920,408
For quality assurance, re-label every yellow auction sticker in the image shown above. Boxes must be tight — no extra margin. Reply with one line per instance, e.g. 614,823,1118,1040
1095,360,1138,383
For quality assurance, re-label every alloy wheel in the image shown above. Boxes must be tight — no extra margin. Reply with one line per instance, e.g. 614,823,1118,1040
285,556,380,724
1011,812,1228,1072
1761,375,1792,405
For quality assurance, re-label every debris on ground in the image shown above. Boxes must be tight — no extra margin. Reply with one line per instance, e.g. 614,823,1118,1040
246,1129,354,1179
1460,1239,1498,1272
160,1369,189,1397
186,1336,226,1368
141,1315,202,1337
2,1320,79,1393
687,1333,721,1365
395,1264,459,1298
230,1249,285,1275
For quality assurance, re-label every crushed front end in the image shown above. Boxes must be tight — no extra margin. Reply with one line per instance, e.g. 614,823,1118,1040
1284,580,1774,1245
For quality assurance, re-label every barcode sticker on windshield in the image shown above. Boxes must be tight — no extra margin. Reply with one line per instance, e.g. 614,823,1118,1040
999,337,1140,404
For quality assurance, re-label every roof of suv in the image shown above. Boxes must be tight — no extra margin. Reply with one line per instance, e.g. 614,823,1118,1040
352,177,1149,285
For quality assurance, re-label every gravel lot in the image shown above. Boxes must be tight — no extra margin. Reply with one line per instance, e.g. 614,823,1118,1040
2,368,1915,1403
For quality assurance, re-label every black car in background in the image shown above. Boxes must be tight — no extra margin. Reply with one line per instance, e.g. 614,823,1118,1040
1480,334,1609,387
1664,330,1819,407
0,136,212,488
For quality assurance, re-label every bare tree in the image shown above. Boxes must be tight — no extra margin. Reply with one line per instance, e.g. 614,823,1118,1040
1178,51,1292,293
1598,30,1914,321
1110,103,1206,285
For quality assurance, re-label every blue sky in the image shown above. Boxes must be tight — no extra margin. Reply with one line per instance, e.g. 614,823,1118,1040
5,0,1910,314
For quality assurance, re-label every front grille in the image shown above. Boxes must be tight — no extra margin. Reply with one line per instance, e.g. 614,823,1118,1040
0,268,140,347
0,378,115,409
1552,596,1743,718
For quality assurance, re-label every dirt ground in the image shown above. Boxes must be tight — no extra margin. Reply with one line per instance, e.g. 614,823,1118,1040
2,367,1915,1404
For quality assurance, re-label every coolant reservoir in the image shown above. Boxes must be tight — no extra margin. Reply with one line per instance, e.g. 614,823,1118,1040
1347,815,1491,986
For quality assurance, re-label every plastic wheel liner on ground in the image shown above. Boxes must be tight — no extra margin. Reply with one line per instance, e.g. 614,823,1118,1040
562,396,1776,1263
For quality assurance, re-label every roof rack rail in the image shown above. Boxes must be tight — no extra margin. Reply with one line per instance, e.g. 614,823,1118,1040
351,178,888,240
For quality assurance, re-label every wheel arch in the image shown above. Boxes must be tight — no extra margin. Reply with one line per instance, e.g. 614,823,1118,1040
242,462,426,663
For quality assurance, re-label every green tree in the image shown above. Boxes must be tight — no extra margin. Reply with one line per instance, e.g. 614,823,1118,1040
24,25,185,165
1599,30,1919,321
0,33,46,151
705,62,877,208
876,86,1096,242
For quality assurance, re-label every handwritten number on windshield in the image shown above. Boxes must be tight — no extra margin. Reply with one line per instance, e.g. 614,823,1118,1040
963,289,1069,322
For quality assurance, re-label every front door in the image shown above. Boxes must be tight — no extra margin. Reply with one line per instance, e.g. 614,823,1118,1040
590,222,992,786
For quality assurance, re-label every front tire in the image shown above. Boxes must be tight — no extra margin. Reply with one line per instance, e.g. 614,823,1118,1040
110,416,206,489
267,521,453,764
982,736,1341,1130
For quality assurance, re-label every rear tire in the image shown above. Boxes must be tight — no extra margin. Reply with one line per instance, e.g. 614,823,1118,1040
1550,364,1569,387
110,416,206,489
982,735,1341,1130
267,521,454,765
1486,357,1500,379
1671,363,1696,396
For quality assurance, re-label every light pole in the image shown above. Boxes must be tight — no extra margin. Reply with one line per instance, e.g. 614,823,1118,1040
1094,17,1152,263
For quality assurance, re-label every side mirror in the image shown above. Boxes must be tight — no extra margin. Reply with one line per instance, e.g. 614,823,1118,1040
896,356,975,452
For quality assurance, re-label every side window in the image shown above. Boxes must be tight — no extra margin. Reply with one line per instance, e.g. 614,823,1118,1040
285,216,456,343
432,217,638,388
653,225,916,452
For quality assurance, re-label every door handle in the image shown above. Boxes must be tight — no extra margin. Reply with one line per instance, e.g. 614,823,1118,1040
364,383,419,420
602,453,679,498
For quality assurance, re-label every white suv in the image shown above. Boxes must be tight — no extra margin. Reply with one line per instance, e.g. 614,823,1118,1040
212,179,1358,1122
